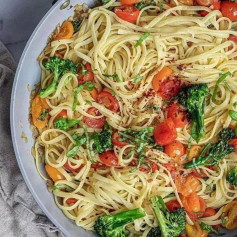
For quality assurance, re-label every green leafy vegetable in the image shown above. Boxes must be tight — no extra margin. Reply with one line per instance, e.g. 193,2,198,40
200,222,220,235
226,166,237,187
40,56,78,98
160,0,164,12
150,196,186,237
134,32,150,48
133,75,143,83
233,101,237,108
85,100,92,105
72,20,82,33
103,74,120,82
94,208,146,237
229,110,237,121
53,184,74,191
38,109,48,121
54,117,80,131
147,227,161,237
212,72,231,102
66,135,87,157
185,128,235,169
82,125,94,163
135,0,156,10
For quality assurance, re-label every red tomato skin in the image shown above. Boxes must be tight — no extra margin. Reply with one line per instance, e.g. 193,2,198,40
97,91,119,112
187,196,206,221
120,0,137,5
221,2,237,21
200,0,221,16
99,151,119,167
166,200,181,212
114,5,140,23
196,0,213,7
78,63,94,85
158,78,181,100
83,107,106,129
164,141,185,160
167,103,188,128
154,118,177,146
112,132,129,147
203,207,216,217
66,198,77,205
229,35,237,44
55,110,67,121
91,162,106,169
64,161,83,172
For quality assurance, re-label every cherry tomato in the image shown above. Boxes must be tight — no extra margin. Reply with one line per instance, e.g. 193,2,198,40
64,161,83,172
112,131,129,147
91,162,106,169
200,0,221,16
154,118,177,146
83,107,106,129
97,91,119,112
203,207,216,217
114,5,140,23
196,0,213,7
54,109,67,121
166,200,181,212
167,103,188,128
66,198,77,205
188,196,206,220
164,141,185,164
158,78,181,100
229,35,237,44
163,162,176,172
99,151,119,167
78,63,94,85
120,0,137,5
221,2,237,21
150,161,159,173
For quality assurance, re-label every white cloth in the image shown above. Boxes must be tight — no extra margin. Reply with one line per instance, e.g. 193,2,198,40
0,41,64,237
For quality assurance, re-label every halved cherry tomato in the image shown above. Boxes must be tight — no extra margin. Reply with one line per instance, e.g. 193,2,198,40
154,118,177,146
54,21,74,41
196,0,213,7
66,198,77,205
99,151,119,167
222,201,237,230
45,164,65,182
178,0,193,5
221,2,237,21
90,88,98,101
164,141,185,164
114,5,140,23
97,91,119,112
91,162,106,169
175,174,200,197
54,109,67,121
64,161,83,172
120,0,137,5
158,78,182,100
83,107,106,129
167,103,188,128
229,35,237,44
78,63,94,85
166,200,181,212
164,162,176,172
203,207,216,217
200,0,221,17
112,131,129,147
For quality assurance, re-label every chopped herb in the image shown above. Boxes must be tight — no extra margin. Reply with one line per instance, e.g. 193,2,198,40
85,100,92,105
111,90,116,96
135,0,156,10
67,135,87,157
53,184,74,191
134,32,150,48
82,125,94,163
221,216,227,225
212,72,231,102
72,20,82,33
147,105,160,113
160,0,164,12
79,63,88,75
66,145,80,157
38,109,48,121
229,110,237,121
233,101,237,108
54,117,80,131
103,74,120,82
101,0,111,4
223,80,232,91
166,193,175,198
133,75,143,83
199,222,220,235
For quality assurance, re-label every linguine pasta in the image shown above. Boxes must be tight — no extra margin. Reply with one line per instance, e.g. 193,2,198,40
31,0,237,236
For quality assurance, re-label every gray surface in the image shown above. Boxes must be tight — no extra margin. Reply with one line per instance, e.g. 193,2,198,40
10,0,96,236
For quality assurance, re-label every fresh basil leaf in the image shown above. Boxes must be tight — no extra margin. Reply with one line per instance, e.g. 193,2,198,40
84,81,95,91
134,32,150,48
135,0,156,10
67,146,80,157
79,63,88,75
229,110,237,121
72,20,82,33
54,117,80,131
133,75,143,83
103,74,120,82
38,109,48,121
53,184,74,192
85,100,92,105
160,0,164,12
233,101,237,108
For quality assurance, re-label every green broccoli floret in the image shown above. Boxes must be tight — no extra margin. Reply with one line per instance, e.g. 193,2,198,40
135,0,156,10
54,117,79,131
40,56,78,98
147,227,161,237
185,128,235,169
227,166,237,187
151,196,186,237
176,84,209,143
94,208,146,237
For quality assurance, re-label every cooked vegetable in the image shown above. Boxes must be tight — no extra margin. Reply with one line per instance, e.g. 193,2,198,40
221,2,237,21
135,0,156,10
200,222,219,235
53,184,74,191
200,0,221,17
229,110,237,121
31,95,50,129
178,0,193,6
90,88,98,101
94,208,146,237
97,91,119,112
83,107,106,129
78,63,94,84
54,117,79,131
120,0,138,5
72,20,82,33
175,84,209,143
54,109,67,121
185,128,235,169
147,227,161,237
164,141,185,164
103,73,120,82
112,132,129,147
165,200,181,212
133,75,143,83
188,145,202,161
151,196,186,237
152,66,173,92
66,135,87,158
99,151,119,167
54,21,74,41
114,5,140,23
222,201,237,230
45,164,65,182
64,161,83,172
226,166,237,187
134,32,150,48
186,222,208,237
40,56,78,98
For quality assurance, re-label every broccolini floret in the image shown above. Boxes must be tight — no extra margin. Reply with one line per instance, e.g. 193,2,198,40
147,227,161,237
40,56,78,98
227,166,237,187
94,208,146,237
176,84,209,143
151,196,186,237
185,128,235,169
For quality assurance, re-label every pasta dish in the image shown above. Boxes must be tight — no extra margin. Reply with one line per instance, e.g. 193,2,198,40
30,0,237,236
